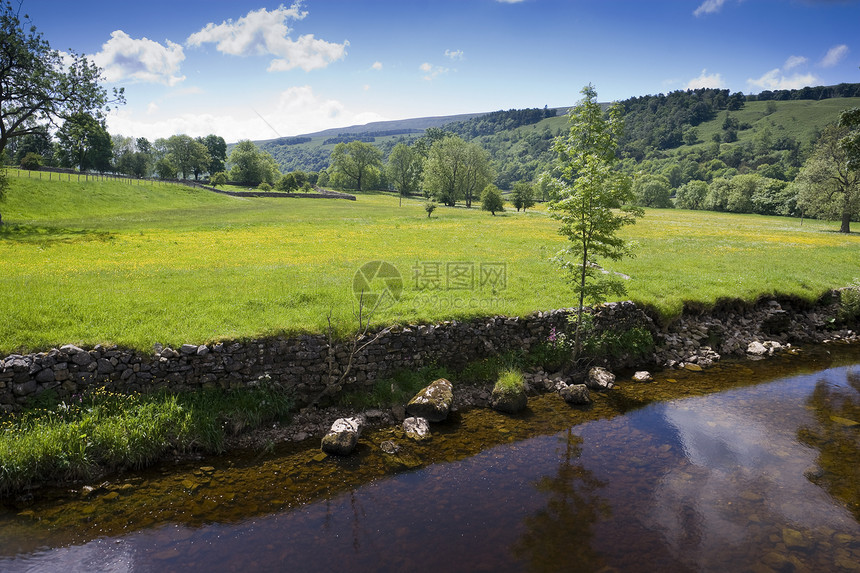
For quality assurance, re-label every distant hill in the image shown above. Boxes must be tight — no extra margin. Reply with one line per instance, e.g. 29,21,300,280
250,83,860,189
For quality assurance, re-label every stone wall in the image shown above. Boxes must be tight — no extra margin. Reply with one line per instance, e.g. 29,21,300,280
1,294,854,412
0,309,578,411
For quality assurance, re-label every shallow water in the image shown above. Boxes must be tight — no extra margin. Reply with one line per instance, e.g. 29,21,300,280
1,345,858,572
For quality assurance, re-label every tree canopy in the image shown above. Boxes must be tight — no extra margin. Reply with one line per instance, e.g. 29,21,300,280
423,135,492,207
329,140,382,191
228,140,280,186
0,0,122,160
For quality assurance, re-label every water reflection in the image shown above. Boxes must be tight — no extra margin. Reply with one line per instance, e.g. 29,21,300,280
1,347,859,572
513,430,609,572
798,369,860,521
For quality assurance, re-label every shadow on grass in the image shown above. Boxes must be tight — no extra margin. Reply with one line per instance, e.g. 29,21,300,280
0,224,114,244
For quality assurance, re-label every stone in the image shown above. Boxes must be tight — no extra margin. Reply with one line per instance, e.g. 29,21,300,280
559,383,592,405
683,363,703,372
781,527,810,550
586,367,615,391
747,341,768,356
632,371,653,383
180,344,198,355
71,352,93,366
34,368,55,384
490,382,527,414
406,378,454,422
403,416,431,441
320,416,364,455
761,310,791,334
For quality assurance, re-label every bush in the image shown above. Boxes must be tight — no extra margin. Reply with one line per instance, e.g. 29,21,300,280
257,182,272,192
19,152,42,171
494,369,525,394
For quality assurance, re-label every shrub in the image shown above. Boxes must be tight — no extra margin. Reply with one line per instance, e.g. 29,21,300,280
839,279,860,325
494,368,525,394
20,152,42,171
257,182,272,192
481,184,504,215
424,201,437,218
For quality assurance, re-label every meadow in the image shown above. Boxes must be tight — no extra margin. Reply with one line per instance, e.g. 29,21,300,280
1,170,859,354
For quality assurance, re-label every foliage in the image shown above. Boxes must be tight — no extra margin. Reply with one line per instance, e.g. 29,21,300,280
229,140,280,186
209,171,228,187
423,135,492,207
794,124,860,233
0,0,123,161
459,351,527,384
165,134,210,180
494,368,525,394
154,156,177,179
386,143,422,205
55,113,112,172
19,152,41,171
675,180,708,210
329,140,382,191
424,201,436,218
512,181,536,211
581,324,654,360
548,85,642,357
0,384,294,495
838,279,860,325
444,107,557,138
632,173,673,208
257,182,272,191
199,134,227,175
481,183,505,215
337,365,450,409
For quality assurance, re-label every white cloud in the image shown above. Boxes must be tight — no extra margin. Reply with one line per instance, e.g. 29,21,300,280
820,44,849,67
686,69,725,89
420,62,449,81
784,55,808,70
747,68,818,91
444,49,464,60
371,61,383,71
693,0,728,16
92,31,186,86
107,85,386,142
146,102,159,115
186,4,348,72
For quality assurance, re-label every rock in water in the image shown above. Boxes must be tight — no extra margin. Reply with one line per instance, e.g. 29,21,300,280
559,383,592,405
320,416,364,455
406,378,454,422
586,367,616,391
632,371,653,383
403,417,431,441
490,383,527,414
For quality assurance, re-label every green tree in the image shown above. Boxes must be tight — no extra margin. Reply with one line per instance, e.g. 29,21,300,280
0,0,122,162
228,140,279,186
423,135,492,207
632,173,673,208
55,112,112,172
547,85,641,357
329,140,382,191
19,151,41,171
424,201,436,218
675,180,708,210
154,156,177,179
481,184,505,215
512,181,536,211
386,143,421,205
794,124,860,233
165,134,210,180
200,134,227,175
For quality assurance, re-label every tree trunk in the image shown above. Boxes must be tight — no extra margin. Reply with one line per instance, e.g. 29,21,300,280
841,209,852,233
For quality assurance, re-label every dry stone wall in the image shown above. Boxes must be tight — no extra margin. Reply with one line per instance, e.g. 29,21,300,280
1,295,855,412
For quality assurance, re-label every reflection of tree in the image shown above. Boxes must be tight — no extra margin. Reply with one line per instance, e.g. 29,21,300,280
513,429,610,572
797,370,860,521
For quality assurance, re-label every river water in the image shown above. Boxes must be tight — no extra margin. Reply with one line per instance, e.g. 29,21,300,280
1,345,858,572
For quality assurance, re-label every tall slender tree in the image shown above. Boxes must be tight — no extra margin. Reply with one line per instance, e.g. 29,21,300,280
547,85,641,358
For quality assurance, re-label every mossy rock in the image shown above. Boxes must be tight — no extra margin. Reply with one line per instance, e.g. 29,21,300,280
406,378,453,422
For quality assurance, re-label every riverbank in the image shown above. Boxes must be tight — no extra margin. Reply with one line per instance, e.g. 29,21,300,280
1,292,858,497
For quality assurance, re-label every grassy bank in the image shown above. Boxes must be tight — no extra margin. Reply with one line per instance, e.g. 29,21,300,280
0,384,293,496
1,171,859,353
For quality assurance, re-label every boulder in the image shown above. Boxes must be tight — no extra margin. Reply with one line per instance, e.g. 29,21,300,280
746,341,768,356
761,310,791,334
632,371,653,383
403,417,431,441
490,382,527,414
320,416,364,455
559,383,591,405
406,378,454,422
586,367,615,391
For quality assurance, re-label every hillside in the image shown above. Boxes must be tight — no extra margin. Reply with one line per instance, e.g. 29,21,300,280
254,84,860,192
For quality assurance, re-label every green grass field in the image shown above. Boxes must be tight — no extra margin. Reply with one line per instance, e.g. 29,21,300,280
1,169,859,354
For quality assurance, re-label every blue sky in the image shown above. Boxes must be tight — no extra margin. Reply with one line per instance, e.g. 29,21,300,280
23,0,860,143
